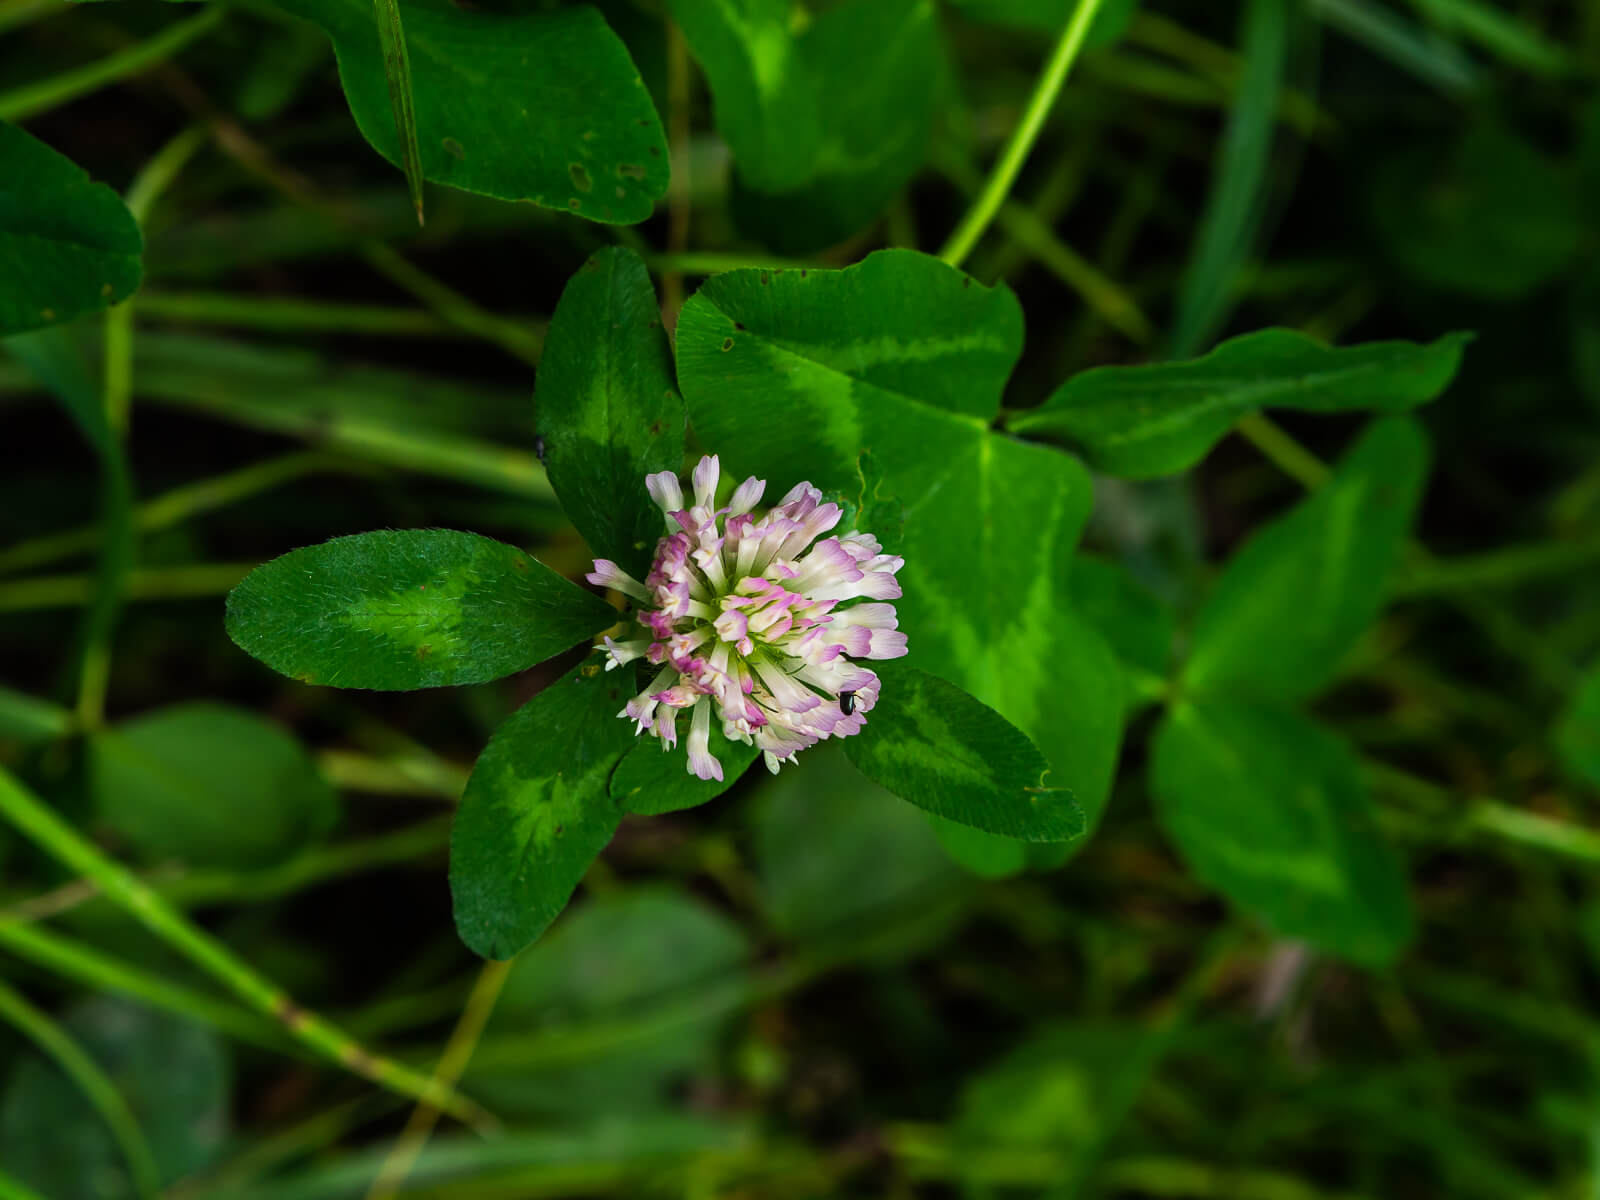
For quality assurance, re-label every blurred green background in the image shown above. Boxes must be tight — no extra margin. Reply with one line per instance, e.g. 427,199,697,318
3,0,1600,1196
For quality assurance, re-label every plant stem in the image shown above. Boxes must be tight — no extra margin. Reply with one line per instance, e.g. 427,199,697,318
1232,411,1331,489
0,918,284,1049
938,0,1108,269
932,150,1151,342
0,977,163,1200
366,959,513,1198
0,7,225,121
0,764,492,1129
2,816,452,921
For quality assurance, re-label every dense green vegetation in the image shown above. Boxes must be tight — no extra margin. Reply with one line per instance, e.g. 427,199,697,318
2,0,1599,1196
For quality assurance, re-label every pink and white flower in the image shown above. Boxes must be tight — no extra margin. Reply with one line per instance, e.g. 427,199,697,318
586,455,907,780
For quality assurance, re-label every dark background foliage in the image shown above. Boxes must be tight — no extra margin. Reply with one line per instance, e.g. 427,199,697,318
2,0,1599,1196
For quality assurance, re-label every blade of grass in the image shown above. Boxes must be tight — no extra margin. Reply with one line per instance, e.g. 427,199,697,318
1310,0,1479,96
1406,0,1572,77
0,7,224,122
1168,0,1293,357
0,919,286,1050
0,764,493,1128
371,0,426,225
0,977,162,1200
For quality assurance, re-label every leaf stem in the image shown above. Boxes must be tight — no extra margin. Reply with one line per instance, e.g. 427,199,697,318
0,764,492,1128
0,977,163,1200
0,7,225,122
937,0,1107,269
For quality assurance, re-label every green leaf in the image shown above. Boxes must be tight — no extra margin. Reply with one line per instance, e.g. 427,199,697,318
450,663,637,958
1556,663,1600,788
1151,700,1412,965
468,890,749,1115
534,247,684,577
687,0,940,252
1010,328,1468,479
677,250,1125,824
752,744,965,947
1183,417,1429,703
610,727,759,816
1368,123,1582,299
371,0,425,224
269,0,668,222
90,703,337,869
843,663,1082,842
0,122,142,337
663,0,818,194
0,997,229,1200
226,529,615,691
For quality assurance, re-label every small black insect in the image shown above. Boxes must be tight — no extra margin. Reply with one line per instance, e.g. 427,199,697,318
533,434,547,463
838,690,857,716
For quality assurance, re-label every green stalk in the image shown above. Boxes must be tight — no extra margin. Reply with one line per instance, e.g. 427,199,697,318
0,8,225,122
0,977,162,1200
4,820,452,919
937,0,1108,269
641,251,819,276
0,764,491,1129
0,918,285,1050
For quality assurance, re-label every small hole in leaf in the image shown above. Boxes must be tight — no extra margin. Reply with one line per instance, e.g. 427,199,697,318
721,337,734,351
569,163,593,192
441,137,465,159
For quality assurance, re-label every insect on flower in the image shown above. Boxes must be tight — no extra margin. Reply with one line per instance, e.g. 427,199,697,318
586,455,907,780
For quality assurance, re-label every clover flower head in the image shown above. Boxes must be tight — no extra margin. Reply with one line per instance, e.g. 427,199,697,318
586,455,907,780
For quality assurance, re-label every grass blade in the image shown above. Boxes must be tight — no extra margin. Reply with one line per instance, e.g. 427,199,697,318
372,0,426,226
